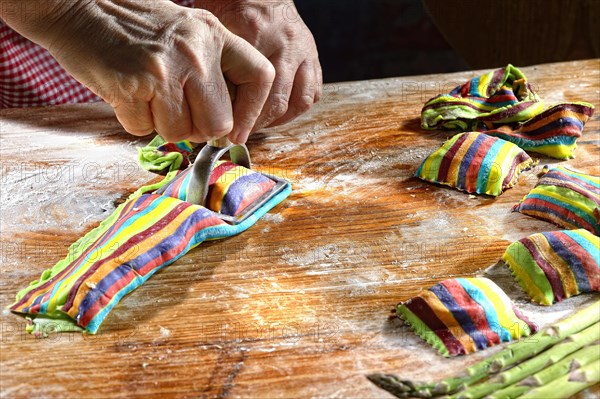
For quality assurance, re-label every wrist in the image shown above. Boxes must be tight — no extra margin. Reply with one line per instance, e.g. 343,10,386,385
0,1,87,41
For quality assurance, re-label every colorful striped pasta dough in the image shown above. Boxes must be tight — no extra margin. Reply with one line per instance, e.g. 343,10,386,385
502,229,600,305
513,165,600,235
9,162,290,334
397,277,537,357
161,161,276,216
421,64,594,159
477,102,594,160
415,132,536,196
421,64,543,131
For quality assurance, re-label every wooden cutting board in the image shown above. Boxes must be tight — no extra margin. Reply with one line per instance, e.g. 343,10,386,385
1,59,599,398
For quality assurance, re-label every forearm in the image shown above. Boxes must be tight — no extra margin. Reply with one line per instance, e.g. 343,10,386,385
0,1,85,44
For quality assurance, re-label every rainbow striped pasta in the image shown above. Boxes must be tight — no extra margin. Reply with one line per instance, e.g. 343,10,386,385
421,64,543,131
397,277,537,357
161,161,276,216
420,64,594,159
415,132,536,196
502,229,600,305
10,163,290,334
478,103,594,160
513,165,600,235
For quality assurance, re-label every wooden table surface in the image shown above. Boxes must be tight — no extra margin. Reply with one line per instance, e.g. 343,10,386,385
1,59,599,398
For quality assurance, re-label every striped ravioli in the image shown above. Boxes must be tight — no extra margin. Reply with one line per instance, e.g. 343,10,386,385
478,103,594,160
161,161,276,216
10,170,291,334
397,277,537,357
502,229,600,305
513,165,600,235
421,64,543,131
415,132,536,196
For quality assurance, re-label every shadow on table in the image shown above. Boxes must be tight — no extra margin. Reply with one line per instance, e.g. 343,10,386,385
0,102,135,140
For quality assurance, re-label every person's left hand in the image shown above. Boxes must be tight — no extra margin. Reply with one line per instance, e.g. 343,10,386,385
200,0,322,131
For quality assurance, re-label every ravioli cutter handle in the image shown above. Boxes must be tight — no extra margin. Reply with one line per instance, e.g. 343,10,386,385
206,136,252,171
207,137,231,149
186,137,251,206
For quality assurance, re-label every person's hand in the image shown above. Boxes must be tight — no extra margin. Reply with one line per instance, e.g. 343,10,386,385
2,0,275,143
201,0,322,131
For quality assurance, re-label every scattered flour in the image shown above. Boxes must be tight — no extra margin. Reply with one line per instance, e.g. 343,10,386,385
159,326,171,338
261,212,285,224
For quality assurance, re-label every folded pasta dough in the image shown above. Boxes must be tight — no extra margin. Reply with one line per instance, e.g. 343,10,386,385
421,64,543,131
477,103,594,160
421,64,594,159
10,163,291,334
502,229,600,305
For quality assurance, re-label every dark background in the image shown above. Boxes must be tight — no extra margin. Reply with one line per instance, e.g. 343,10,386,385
297,0,600,83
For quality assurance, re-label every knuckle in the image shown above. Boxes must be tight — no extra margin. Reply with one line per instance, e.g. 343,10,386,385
144,55,170,84
198,11,220,28
267,94,289,120
237,114,258,131
293,94,314,113
242,17,268,42
281,24,298,41
257,62,276,83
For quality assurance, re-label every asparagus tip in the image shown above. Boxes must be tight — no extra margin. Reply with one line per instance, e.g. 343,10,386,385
568,369,589,383
489,359,504,374
569,359,582,372
517,376,541,387
366,373,413,396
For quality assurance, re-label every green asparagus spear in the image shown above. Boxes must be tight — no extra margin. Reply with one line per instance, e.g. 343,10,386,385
365,374,415,398
367,300,600,398
449,322,599,398
519,359,600,399
489,343,600,399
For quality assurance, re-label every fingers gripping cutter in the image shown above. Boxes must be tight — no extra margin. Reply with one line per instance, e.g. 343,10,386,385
186,136,252,205
157,81,288,224
158,136,288,225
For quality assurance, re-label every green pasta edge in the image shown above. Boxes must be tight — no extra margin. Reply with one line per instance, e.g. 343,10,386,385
396,303,450,358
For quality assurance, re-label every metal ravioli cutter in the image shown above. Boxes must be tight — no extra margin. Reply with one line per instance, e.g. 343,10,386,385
157,137,288,225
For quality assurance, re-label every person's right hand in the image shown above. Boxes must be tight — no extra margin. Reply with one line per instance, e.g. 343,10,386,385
3,0,275,143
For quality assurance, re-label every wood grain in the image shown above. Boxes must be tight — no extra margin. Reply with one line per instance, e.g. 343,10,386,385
1,59,599,398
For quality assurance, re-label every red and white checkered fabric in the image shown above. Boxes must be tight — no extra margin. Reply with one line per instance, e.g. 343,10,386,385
0,0,195,108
